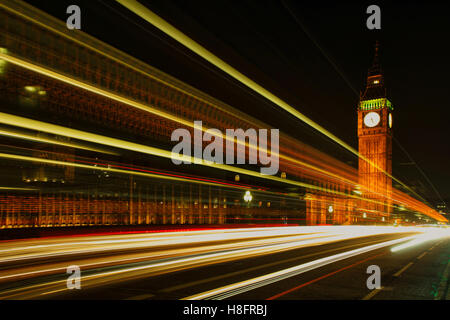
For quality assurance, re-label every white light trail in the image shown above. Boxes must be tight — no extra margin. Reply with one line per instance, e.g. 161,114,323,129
182,236,417,300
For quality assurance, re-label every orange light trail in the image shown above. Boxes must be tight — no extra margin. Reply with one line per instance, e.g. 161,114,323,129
115,0,425,203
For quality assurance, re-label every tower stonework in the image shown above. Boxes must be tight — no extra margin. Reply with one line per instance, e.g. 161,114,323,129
358,42,393,222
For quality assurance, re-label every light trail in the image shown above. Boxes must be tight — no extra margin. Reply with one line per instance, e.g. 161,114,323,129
390,229,450,252
0,149,401,215
114,0,428,204
0,112,444,221
0,143,443,221
0,151,257,192
72,158,264,190
0,50,363,192
0,1,445,223
0,0,263,125
0,112,374,202
0,227,324,262
0,51,194,129
0,233,336,283
0,138,267,191
0,226,427,299
182,233,443,300
0,128,119,155
0,187,37,191
0,49,439,219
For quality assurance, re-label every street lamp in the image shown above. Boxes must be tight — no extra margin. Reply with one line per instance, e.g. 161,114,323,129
244,190,252,203
243,191,253,221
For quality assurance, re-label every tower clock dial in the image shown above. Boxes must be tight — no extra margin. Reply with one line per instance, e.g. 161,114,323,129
363,112,380,127
389,113,393,128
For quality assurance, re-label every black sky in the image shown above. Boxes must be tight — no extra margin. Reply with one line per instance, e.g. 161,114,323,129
24,0,450,206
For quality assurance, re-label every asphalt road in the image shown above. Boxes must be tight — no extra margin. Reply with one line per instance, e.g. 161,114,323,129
0,226,448,300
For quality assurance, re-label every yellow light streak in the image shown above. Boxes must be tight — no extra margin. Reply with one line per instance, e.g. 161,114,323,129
0,151,251,192
0,52,195,129
0,0,364,190
0,48,441,218
0,0,257,124
0,128,119,155
0,0,434,214
0,50,359,190
115,0,425,203
0,112,394,208
0,187,37,191
0,58,423,218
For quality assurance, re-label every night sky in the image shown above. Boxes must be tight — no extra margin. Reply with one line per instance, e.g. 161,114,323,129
25,0,450,207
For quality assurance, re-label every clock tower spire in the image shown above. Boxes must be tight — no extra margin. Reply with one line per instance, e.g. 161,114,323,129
357,41,393,223
362,40,386,101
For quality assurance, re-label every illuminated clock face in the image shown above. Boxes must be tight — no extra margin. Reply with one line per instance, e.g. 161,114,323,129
389,113,393,128
364,112,380,127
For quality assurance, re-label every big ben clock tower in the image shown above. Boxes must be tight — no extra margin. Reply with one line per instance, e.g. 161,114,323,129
358,41,393,222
